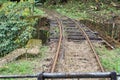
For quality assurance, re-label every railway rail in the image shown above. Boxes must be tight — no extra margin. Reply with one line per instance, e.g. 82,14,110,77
50,17,63,73
49,17,107,74
72,19,104,72
0,12,119,80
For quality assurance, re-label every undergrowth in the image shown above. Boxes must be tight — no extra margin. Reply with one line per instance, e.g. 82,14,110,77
96,46,120,73
38,45,49,58
45,1,120,73
46,0,120,20
0,1,45,56
0,60,33,75
0,46,48,76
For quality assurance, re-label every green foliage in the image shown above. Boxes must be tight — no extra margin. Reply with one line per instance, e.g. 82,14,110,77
39,45,48,58
96,46,120,73
0,60,33,75
34,7,45,16
47,0,120,41
46,0,120,20
0,1,44,56
0,0,8,5
46,1,89,19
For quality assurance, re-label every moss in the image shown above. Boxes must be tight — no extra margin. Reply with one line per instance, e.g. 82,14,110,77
26,39,42,48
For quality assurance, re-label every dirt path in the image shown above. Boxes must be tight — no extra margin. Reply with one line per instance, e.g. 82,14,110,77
43,9,102,74
57,41,100,72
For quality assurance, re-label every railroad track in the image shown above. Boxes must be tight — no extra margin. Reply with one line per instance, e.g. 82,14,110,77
50,17,63,73
71,19,104,72
47,16,113,75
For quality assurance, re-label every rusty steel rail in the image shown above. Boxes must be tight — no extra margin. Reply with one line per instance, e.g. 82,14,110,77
50,17,105,73
101,37,115,49
72,19,105,72
50,17,63,73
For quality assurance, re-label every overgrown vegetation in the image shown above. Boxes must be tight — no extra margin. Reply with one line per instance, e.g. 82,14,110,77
46,0,120,19
96,46,120,73
0,0,120,75
45,0,120,42
47,1,89,19
44,0,120,72
0,1,44,56
45,0,120,43
0,0,8,5
0,60,33,75
0,45,48,75
39,45,48,58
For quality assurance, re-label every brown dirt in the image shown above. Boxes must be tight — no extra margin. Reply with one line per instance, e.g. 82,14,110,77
56,41,101,73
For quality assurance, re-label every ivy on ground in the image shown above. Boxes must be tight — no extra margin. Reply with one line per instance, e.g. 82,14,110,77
0,1,41,56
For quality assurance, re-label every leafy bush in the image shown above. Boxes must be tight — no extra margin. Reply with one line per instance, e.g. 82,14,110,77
0,1,44,56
